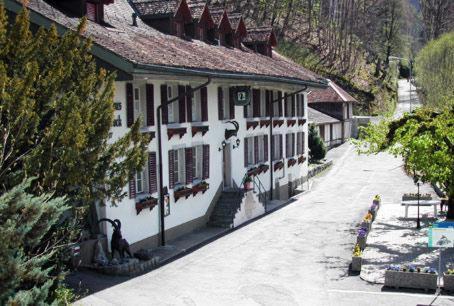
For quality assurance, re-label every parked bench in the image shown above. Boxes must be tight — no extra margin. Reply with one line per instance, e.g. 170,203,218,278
401,200,440,218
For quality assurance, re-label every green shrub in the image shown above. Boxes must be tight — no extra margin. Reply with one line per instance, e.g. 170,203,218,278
308,125,327,161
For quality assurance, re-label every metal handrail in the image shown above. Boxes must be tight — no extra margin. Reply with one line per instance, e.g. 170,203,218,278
252,175,267,209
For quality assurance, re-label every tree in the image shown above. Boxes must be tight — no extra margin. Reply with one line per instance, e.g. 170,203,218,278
420,0,454,41
0,180,68,305
355,106,454,219
415,32,454,109
0,6,149,217
308,124,327,161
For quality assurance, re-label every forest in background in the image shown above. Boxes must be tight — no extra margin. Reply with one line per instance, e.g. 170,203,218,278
211,0,454,115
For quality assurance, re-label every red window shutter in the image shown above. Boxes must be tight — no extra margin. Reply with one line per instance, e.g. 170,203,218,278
279,134,283,159
243,105,248,118
185,147,193,184
278,91,283,117
284,95,289,117
244,138,248,167
229,87,235,119
126,83,134,127
292,133,295,156
168,150,175,189
252,89,261,117
291,95,296,117
148,152,157,193
254,136,259,164
202,145,209,179
296,95,301,117
264,135,268,161
186,85,193,122
129,175,136,199
201,86,208,122
146,84,154,126
218,87,224,120
265,90,271,117
161,85,168,124
178,85,186,123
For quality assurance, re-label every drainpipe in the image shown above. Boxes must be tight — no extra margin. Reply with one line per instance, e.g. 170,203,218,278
157,77,212,246
269,85,308,204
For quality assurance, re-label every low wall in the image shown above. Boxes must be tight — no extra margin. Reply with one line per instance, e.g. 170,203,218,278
308,160,333,179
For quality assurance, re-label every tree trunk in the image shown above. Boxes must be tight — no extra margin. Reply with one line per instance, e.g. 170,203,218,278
447,196,454,220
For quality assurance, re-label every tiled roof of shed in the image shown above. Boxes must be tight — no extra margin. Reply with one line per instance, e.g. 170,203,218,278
308,107,340,125
308,79,357,103
131,0,179,16
18,0,324,85
244,27,275,44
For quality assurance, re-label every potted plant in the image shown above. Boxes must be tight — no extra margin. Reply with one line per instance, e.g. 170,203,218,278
385,265,438,292
443,267,454,292
351,244,362,272
244,176,253,191
174,186,193,202
373,194,381,206
357,227,368,250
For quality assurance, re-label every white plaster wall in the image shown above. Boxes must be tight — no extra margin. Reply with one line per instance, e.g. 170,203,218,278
233,191,265,227
101,77,310,246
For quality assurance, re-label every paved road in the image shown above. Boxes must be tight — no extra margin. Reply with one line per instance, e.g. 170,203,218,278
395,79,421,118
78,143,454,306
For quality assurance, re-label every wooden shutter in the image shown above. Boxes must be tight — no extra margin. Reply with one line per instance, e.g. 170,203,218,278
178,85,186,123
284,94,289,117
185,147,193,184
244,138,249,167
265,90,271,117
146,84,154,126
202,145,209,179
218,87,224,120
243,105,248,118
291,95,296,117
296,95,301,117
279,134,283,159
264,135,268,161
148,152,157,193
168,150,175,189
292,133,295,156
278,91,283,117
229,87,235,119
161,85,168,124
254,136,259,164
201,87,208,122
252,89,261,117
129,175,136,199
126,83,134,127
186,85,193,122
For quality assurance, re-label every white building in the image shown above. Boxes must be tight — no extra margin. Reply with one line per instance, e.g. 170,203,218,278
13,0,327,251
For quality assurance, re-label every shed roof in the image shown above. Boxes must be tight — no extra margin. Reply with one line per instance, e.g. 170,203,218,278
131,0,179,16
10,0,326,87
244,26,277,46
308,107,340,125
308,79,357,103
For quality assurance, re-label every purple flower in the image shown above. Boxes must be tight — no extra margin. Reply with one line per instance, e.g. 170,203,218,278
358,227,368,238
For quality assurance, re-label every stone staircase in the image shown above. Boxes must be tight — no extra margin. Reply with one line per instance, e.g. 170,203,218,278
208,190,245,228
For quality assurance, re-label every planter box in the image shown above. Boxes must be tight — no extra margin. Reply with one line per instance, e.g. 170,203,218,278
357,235,367,250
351,256,362,272
384,270,438,292
192,183,209,196
174,188,192,202
136,197,158,215
443,273,454,292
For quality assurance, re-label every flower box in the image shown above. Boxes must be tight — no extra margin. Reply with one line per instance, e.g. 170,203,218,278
384,270,437,292
287,119,296,127
191,125,209,137
273,119,284,127
174,187,193,202
167,127,187,140
192,182,209,196
298,155,306,164
287,158,297,167
357,235,367,250
260,119,271,128
443,273,454,292
273,161,284,171
247,167,261,177
135,197,158,215
298,119,306,126
351,256,362,272
258,164,269,174
246,121,259,130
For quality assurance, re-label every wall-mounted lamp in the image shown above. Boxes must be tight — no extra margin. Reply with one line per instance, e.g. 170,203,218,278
233,138,241,149
218,140,227,152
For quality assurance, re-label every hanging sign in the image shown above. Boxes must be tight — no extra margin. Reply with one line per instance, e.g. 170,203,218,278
233,86,251,106
428,227,454,248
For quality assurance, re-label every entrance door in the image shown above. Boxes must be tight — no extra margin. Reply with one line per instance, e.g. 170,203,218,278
223,144,232,189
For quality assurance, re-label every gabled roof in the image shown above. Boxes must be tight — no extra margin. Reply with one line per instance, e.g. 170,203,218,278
131,0,192,23
208,6,232,33
187,1,214,28
308,107,340,125
308,79,357,103
228,13,247,38
244,26,277,46
9,0,326,87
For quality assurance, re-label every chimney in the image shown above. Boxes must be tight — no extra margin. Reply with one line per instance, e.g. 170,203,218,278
132,12,138,27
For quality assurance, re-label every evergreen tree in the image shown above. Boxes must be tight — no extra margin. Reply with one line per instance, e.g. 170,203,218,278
308,124,327,162
0,179,68,305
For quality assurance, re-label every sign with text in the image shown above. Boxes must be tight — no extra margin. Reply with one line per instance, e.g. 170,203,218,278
428,227,454,248
233,86,251,106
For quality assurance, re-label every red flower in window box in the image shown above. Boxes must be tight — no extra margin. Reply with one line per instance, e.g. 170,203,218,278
246,121,259,130
273,161,284,171
273,119,284,128
191,125,209,137
298,119,307,126
192,181,210,196
174,187,193,202
135,196,158,215
247,167,261,177
260,119,271,128
287,119,296,127
258,164,269,174
287,158,297,167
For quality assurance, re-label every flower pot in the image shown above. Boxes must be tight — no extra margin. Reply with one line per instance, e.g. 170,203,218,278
443,273,454,292
357,236,367,250
244,181,253,191
384,270,437,292
351,256,362,272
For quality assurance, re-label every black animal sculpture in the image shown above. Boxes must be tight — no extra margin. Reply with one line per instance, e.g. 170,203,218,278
225,120,239,140
98,218,132,259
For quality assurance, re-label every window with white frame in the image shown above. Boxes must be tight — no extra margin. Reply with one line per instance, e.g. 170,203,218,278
297,132,305,155
246,137,254,165
222,87,230,119
272,134,282,161
167,85,179,123
135,167,147,194
286,133,295,158
272,91,279,116
192,145,203,182
257,135,265,162
192,90,202,122
173,148,185,185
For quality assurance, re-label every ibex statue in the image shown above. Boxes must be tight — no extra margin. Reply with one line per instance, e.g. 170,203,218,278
98,218,132,259
225,120,239,140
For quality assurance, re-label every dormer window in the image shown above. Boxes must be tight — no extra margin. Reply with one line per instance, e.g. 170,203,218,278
243,27,278,57
86,1,108,23
184,22,195,39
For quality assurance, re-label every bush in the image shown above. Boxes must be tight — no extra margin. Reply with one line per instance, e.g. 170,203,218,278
308,125,327,161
